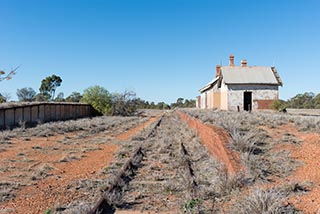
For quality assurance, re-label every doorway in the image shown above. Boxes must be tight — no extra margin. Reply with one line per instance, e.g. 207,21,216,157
243,92,252,111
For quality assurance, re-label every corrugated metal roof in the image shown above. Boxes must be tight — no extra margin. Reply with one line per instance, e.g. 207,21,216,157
199,76,219,93
221,66,279,85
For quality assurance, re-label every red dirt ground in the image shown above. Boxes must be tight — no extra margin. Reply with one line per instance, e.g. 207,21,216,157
116,116,158,141
263,124,320,213
177,111,240,174
0,116,159,214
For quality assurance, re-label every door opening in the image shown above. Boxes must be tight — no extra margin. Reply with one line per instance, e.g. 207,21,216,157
243,92,252,111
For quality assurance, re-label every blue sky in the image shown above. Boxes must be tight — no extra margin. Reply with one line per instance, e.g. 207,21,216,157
0,0,319,103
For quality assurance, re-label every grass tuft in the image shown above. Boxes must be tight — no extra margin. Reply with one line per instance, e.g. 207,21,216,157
230,188,298,214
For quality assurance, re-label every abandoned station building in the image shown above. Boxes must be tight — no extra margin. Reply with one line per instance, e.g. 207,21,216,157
196,54,283,111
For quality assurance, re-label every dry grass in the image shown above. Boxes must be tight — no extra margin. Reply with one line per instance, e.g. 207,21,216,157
229,129,269,155
58,155,81,163
6,115,149,138
241,150,297,182
0,182,18,202
52,109,317,213
3,108,316,212
293,116,320,132
213,167,245,198
282,181,313,195
183,109,298,181
180,109,308,213
230,188,298,214
280,133,303,144
53,115,163,213
55,201,95,214
182,108,320,133
0,113,158,213
31,164,54,180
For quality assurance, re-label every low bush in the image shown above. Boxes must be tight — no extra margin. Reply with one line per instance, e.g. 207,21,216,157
230,188,298,214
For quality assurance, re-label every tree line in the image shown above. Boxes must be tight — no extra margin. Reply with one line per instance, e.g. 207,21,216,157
0,73,196,116
273,92,320,110
3,71,319,112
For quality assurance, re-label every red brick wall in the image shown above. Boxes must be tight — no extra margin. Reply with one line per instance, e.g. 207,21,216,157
255,99,275,109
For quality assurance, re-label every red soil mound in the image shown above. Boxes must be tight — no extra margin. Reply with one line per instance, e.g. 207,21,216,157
177,111,240,174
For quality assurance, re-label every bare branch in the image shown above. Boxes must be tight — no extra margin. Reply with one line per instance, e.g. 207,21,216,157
0,65,19,82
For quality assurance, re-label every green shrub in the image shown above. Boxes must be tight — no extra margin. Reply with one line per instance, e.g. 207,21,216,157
271,100,286,111
81,85,111,115
182,198,202,214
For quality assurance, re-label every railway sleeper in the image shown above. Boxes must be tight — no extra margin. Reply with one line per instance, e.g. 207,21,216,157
88,146,146,214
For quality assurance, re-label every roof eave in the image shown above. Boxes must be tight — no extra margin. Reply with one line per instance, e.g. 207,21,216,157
225,83,281,86
199,84,214,93
271,67,283,86
199,76,220,93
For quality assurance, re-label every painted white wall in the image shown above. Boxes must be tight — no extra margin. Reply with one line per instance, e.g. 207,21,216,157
227,85,278,111
220,91,228,110
196,97,200,108
221,81,228,92
200,93,206,109
219,81,229,110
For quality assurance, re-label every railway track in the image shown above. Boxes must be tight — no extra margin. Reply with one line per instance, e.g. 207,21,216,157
88,115,164,214
88,146,144,214
88,112,221,214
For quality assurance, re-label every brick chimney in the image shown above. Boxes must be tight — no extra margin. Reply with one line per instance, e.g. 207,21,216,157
241,59,247,67
229,54,235,66
216,65,221,77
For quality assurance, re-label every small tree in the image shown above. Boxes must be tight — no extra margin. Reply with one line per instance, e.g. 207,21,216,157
156,102,170,109
149,102,156,109
66,92,82,103
132,98,149,109
81,85,111,114
110,91,138,116
171,98,196,108
0,92,11,103
177,97,184,106
314,93,320,109
54,92,65,102
286,92,314,109
35,93,51,102
183,99,196,108
0,93,6,103
16,87,36,102
271,100,286,111
39,74,62,100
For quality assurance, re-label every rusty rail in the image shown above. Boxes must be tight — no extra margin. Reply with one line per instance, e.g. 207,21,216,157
88,146,144,214
145,116,163,138
88,116,163,214
180,143,198,198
